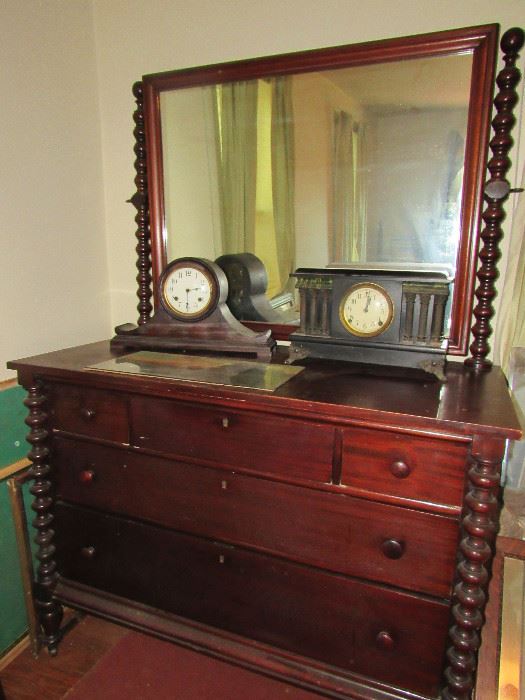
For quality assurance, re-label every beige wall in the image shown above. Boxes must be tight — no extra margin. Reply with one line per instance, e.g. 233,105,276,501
3,1,524,382
2,0,109,381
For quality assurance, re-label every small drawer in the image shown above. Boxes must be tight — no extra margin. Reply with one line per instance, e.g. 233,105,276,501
341,426,468,508
54,438,459,597
130,396,334,483
55,503,450,698
49,384,129,442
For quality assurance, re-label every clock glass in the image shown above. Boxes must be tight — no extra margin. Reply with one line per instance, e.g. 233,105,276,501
340,282,394,337
161,260,217,320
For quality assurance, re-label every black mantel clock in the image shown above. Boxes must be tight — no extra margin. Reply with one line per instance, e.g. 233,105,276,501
111,257,276,360
288,267,452,379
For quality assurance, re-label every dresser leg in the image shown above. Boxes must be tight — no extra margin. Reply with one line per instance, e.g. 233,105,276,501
442,436,504,699
24,383,63,655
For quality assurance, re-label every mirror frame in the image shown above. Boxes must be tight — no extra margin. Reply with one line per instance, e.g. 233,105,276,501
141,24,498,354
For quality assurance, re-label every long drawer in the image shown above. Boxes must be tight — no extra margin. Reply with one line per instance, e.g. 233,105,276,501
54,502,450,698
129,395,334,483
54,438,459,597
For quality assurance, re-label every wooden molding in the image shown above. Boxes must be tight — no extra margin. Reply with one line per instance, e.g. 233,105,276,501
0,459,30,481
0,636,30,672
0,379,17,392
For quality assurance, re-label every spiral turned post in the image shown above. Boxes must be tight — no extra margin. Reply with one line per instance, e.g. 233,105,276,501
442,449,502,699
130,81,153,326
24,383,63,654
466,28,524,370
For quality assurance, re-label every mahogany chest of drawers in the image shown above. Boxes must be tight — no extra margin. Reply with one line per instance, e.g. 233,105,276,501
8,341,521,699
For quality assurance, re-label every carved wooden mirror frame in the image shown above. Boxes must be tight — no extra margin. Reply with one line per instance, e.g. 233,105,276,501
129,25,523,368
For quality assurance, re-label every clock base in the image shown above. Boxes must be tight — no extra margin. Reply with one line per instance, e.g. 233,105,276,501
112,322,276,361
287,336,446,380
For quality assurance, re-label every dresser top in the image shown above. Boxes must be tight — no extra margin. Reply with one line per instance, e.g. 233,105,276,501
8,341,522,440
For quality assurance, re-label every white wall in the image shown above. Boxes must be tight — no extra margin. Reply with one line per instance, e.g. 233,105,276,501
92,0,525,342
1,0,110,381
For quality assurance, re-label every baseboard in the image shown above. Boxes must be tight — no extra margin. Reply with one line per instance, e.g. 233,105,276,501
0,635,30,671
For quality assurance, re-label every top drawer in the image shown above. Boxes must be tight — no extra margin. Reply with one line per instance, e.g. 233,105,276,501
341,426,468,509
49,384,129,443
130,396,334,483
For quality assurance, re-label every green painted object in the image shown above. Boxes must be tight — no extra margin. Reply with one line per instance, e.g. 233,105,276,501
0,385,27,468
0,385,34,657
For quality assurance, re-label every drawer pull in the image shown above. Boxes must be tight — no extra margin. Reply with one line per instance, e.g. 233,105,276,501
79,469,96,484
81,407,96,421
389,460,411,478
221,417,230,429
381,539,405,559
80,546,96,559
375,630,395,650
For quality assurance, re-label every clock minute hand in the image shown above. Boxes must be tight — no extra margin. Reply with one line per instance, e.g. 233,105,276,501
364,295,371,313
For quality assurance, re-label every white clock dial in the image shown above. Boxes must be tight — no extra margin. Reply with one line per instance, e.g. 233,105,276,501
340,282,394,337
162,264,215,319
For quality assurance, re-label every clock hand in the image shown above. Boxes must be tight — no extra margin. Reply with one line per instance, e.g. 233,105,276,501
364,295,371,312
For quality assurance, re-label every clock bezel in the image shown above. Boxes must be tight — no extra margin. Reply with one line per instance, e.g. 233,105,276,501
339,282,394,338
159,257,220,322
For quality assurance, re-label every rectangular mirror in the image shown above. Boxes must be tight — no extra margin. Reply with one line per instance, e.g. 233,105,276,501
143,24,497,352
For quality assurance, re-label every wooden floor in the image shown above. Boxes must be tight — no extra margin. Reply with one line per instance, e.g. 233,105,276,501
1,615,128,700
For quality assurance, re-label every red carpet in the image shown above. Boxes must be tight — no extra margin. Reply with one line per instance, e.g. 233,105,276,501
65,631,326,699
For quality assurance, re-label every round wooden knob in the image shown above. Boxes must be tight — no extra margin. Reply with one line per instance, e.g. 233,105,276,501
80,546,96,559
375,630,395,650
79,469,96,484
389,460,411,478
381,539,405,559
81,407,96,421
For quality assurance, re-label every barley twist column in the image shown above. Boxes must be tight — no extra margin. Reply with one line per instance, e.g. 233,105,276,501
129,81,153,326
442,440,503,699
24,383,63,654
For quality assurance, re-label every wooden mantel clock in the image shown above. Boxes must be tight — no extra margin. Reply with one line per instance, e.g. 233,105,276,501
6,23,525,700
111,257,275,360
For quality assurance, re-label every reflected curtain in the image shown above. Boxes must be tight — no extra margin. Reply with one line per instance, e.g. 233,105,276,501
494,163,525,371
332,111,366,262
214,81,258,252
271,76,296,291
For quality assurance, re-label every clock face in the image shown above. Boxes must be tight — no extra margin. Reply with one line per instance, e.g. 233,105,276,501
339,282,394,337
161,260,218,320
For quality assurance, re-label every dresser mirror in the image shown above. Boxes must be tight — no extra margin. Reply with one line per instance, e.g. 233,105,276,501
141,25,497,353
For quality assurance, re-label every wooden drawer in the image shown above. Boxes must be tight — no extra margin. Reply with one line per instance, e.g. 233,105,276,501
54,438,459,597
54,503,450,698
130,396,334,483
341,426,468,508
48,384,129,442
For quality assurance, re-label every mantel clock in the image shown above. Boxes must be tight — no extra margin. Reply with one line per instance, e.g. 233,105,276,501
288,268,451,378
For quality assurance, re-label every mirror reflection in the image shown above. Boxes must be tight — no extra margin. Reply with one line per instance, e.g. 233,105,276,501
160,52,473,321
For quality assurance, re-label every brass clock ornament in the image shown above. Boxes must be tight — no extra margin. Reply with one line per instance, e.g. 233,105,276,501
288,268,451,379
339,282,394,337
112,257,276,360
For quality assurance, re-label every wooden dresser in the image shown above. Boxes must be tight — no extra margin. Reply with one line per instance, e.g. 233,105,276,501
8,341,522,699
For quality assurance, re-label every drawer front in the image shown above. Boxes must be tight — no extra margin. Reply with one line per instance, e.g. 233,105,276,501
130,396,334,483
55,503,450,698
49,384,129,442
55,438,458,597
341,426,468,508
